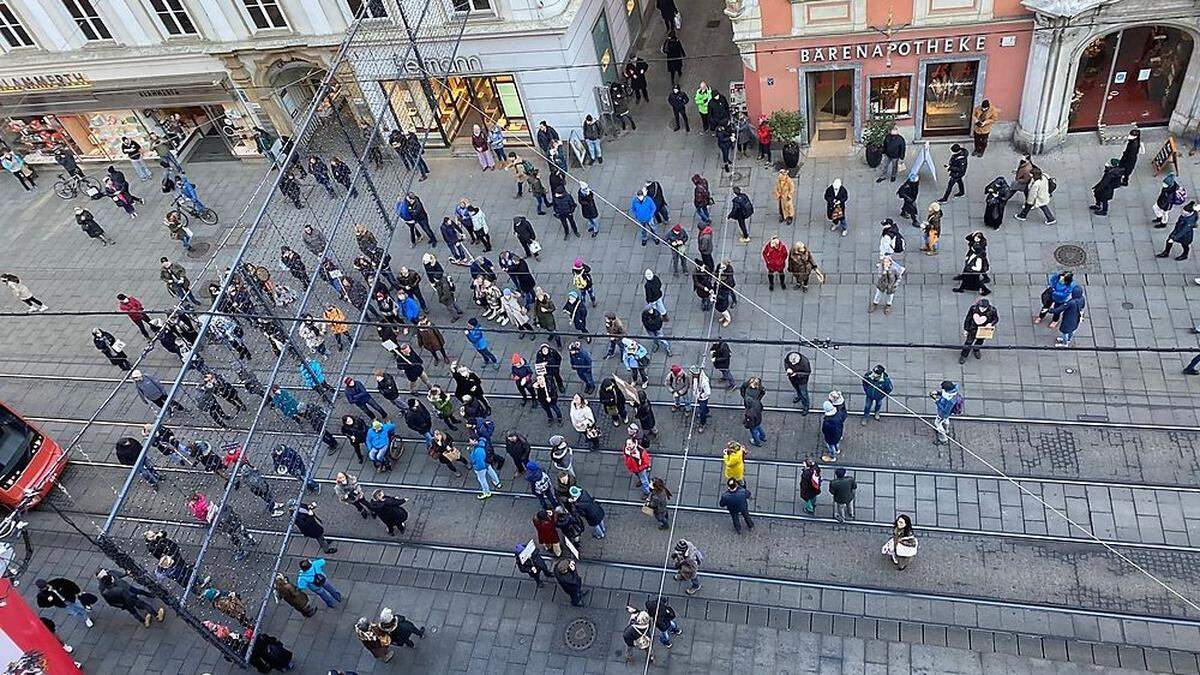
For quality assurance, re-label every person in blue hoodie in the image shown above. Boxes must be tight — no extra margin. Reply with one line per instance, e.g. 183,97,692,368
470,439,503,500
621,339,650,387
465,318,501,369
1048,286,1086,347
629,189,659,246
931,380,962,445
524,461,557,509
300,359,333,396
397,291,421,326
568,341,596,393
1035,271,1078,325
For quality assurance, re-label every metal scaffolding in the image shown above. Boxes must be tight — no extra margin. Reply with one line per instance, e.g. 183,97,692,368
87,1,468,666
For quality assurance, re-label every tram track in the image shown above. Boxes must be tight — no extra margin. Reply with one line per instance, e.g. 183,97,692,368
2,369,1199,432
33,505,1200,632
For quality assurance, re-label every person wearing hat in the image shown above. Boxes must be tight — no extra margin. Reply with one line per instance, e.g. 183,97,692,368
378,607,425,648
931,380,962,444
97,569,164,627
568,485,606,538
549,435,575,477
622,606,655,662
643,268,669,318
364,418,397,471
960,297,999,364
897,176,920,228
666,223,690,275
670,539,703,593
622,339,650,387
510,353,535,404
354,617,393,662
665,364,690,411
514,542,552,587
861,365,893,425
821,392,848,461
554,558,589,606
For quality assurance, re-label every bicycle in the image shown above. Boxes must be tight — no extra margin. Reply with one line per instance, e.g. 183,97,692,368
52,172,102,200
170,195,218,226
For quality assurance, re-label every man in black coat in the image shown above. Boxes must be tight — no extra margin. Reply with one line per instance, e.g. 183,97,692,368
876,128,906,183
536,121,560,161
97,569,164,627
369,489,409,535
514,543,551,587
667,85,690,132
718,478,754,534
939,144,969,203
553,559,589,606
504,432,531,476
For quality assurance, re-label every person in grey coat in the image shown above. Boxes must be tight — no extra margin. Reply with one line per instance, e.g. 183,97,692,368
131,369,186,413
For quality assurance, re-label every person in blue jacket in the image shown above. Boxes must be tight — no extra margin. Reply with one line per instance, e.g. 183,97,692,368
1048,286,1086,347
1035,271,1078,325
395,192,437,248
1156,201,1198,261
465,318,501,369
630,189,659,246
820,391,848,461
300,359,333,396
860,365,893,425
344,377,388,420
470,439,502,500
365,419,396,471
568,341,596,393
621,339,650,386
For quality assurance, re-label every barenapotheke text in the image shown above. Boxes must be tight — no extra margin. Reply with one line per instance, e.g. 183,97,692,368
800,36,989,63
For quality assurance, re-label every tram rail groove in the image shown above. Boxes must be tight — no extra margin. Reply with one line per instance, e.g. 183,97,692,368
63,458,1200,554
2,371,1198,432
38,508,1200,630
30,413,1200,494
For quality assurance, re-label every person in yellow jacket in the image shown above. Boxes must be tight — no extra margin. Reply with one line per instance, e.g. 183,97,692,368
722,441,747,485
773,169,795,225
323,303,350,351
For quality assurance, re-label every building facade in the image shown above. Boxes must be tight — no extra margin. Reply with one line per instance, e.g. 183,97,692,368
730,0,1200,151
0,0,650,164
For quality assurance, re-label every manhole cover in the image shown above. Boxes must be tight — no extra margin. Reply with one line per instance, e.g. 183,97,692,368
1121,301,1135,310
706,20,721,28
564,618,597,651
1053,244,1086,267
186,241,213,258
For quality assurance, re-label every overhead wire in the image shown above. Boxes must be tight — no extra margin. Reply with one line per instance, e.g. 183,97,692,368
405,63,1200,622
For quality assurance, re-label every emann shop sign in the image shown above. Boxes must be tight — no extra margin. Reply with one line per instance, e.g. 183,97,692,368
800,35,990,63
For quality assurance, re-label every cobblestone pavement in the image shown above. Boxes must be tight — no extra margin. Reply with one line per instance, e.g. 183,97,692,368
4,1,1200,672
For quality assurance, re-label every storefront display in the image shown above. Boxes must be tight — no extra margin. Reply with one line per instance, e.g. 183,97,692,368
922,61,979,136
869,76,912,117
381,74,530,147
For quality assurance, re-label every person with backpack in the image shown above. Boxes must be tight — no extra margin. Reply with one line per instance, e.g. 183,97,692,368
931,380,962,445
1152,174,1185,228
799,459,821,514
1015,167,1056,224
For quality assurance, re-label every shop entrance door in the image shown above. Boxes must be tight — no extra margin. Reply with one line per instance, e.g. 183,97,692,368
806,69,854,144
1069,26,1193,131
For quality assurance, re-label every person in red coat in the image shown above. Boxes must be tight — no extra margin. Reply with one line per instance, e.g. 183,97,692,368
756,116,773,164
622,438,652,496
761,236,788,291
533,509,561,557
117,292,152,339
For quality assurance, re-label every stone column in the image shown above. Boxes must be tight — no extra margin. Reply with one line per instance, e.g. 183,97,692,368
1014,17,1088,153
1169,29,1200,134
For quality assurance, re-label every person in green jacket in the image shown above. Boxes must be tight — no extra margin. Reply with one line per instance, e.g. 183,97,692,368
695,82,713,134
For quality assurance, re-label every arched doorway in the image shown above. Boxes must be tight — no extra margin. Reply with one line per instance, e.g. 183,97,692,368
268,62,328,124
1069,26,1194,131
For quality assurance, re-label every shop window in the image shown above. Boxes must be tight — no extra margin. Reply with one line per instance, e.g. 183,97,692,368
148,0,197,36
0,3,34,48
347,0,387,19
869,76,911,117
451,0,492,12
922,60,977,136
242,0,288,29
61,0,111,41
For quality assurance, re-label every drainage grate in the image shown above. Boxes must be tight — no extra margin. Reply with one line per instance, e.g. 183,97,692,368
706,19,721,28
1121,301,1135,310
564,618,597,651
186,241,213,258
1053,244,1087,267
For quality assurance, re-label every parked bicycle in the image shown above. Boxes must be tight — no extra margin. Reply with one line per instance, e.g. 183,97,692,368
52,172,102,201
170,195,218,226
